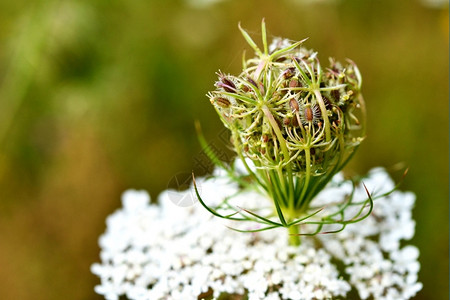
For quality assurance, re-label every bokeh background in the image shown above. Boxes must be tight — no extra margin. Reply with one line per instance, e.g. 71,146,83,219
0,0,447,299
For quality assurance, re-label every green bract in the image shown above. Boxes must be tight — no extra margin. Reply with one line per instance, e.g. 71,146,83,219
197,20,370,245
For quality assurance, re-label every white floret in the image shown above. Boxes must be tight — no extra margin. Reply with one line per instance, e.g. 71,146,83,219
92,168,421,300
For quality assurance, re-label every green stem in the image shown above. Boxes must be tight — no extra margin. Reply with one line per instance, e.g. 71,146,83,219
299,146,311,209
262,105,289,161
288,225,301,246
264,170,287,226
262,105,295,218
228,127,268,190
313,89,331,143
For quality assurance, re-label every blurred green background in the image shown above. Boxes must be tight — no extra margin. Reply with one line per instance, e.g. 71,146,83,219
0,0,447,299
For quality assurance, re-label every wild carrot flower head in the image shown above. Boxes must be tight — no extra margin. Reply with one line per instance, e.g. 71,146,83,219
200,20,370,244
208,24,365,175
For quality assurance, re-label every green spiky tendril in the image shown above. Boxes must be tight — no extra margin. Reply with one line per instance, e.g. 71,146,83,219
195,20,374,245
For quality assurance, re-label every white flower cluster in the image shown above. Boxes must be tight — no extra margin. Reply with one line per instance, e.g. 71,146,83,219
317,168,422,299
92,166,422,300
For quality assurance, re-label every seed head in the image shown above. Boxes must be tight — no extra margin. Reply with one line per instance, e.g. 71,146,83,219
205,21,366,227
289,99,299,113
214,97,231,108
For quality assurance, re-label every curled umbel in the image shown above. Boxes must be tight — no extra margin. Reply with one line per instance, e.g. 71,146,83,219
203,20,369,242
208,26,365,176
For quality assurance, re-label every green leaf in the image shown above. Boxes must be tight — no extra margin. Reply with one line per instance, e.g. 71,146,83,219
261,18,268,55
237,206,283,226
238,22,262,56
226,224,281,233
269,39,307,61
